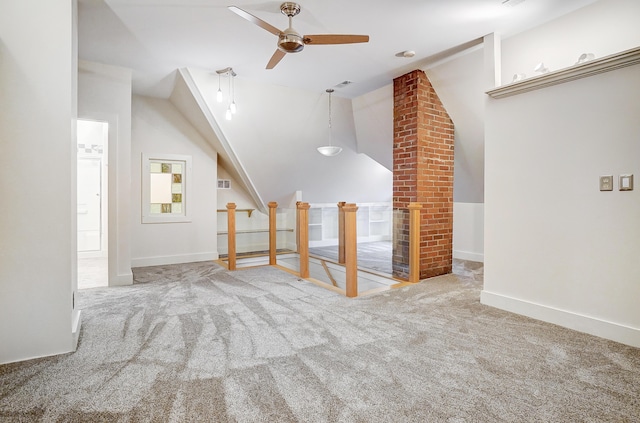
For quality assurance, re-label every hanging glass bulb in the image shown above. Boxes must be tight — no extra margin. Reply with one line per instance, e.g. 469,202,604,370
230,74,237,114
225,107,232,121
216,73,223,103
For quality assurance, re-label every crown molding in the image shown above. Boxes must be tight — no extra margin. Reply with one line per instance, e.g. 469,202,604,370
487,46,640,99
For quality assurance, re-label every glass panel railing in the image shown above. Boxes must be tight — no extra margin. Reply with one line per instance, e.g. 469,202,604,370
217,202,411,295
305,203,395,276
391,207,410,280
217,207,270,258
218,205,298,267
354,204,392,277
307,204,340,262
275,207,296,254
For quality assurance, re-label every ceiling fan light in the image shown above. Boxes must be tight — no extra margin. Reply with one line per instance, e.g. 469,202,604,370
278,32,304,53
317,146,342,156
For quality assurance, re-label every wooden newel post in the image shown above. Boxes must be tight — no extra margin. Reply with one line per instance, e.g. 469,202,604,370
295,201,302,253
337,201,346,264
343,203,358,298
227,202,237,271
297,202,310,278
268,202,278,265
408,202,422,283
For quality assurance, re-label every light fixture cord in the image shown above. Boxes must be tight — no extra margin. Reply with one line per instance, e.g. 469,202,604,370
328,91,332,145
328,92,332,129
228,71,231,106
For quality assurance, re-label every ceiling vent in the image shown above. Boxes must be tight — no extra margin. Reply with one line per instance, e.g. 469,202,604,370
502,0,526,6
334,80,354,88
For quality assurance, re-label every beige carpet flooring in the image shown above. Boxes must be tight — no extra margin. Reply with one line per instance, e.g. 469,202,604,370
1,260,639,422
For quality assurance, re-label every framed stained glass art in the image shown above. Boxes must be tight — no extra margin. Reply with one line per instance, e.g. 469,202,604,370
142,153,192,223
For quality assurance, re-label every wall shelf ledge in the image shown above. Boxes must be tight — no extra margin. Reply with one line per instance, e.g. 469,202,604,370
487,46,640,99
217,208,254,217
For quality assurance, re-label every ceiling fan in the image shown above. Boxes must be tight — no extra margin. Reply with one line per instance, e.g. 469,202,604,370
229,2,369,69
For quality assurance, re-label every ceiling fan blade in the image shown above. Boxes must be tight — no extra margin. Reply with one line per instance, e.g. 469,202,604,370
266,49,286,69
228,6,282,36
303,34,369,45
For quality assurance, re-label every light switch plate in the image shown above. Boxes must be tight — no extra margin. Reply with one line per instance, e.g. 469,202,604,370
599,175,613,191
619,174,634,191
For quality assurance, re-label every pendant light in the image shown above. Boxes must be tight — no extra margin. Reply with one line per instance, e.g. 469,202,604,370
317,89,342,157
215,67,237,118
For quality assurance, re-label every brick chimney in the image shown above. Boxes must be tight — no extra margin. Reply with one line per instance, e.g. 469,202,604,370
392,69,454,279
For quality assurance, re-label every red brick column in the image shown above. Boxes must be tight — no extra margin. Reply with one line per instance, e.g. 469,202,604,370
392,69,454,279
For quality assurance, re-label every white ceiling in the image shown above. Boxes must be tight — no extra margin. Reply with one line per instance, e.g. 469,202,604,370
78,0,598,98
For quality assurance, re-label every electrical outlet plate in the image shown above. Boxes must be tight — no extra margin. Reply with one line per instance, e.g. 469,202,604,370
619,174,634,191
599,175,613,191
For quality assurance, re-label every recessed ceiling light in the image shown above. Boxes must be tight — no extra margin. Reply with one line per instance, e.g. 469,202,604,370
395,50,416,58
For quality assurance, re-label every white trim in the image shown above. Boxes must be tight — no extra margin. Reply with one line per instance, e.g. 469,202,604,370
141,153,192,224
177,68,267,214
111,271,133,286
481,291,640,348
71,310,82,351
131,252,218,268
453,250,484,263
487,46,640,99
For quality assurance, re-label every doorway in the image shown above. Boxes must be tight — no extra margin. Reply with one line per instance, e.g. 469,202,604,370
77,119,108,289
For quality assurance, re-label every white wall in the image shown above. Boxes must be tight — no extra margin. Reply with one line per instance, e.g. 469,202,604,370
453,203,484,263
187,68,393,207
352,85,393,170
484,63,640,347
502,0,640,85
483,0,640,348
0,0,79,364
78,60,133,285
131,96,218,267
426,48,486,204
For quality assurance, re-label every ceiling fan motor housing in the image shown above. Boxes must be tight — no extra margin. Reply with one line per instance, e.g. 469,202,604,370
278,3,304,53
278,30,304,53
280,2,301,17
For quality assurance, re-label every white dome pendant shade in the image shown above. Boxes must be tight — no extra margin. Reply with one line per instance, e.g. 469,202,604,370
317,88,342,157
317,145,342,156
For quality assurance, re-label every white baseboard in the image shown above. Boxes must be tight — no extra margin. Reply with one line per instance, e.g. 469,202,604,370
453,249,484,263
131,252,219,268
110,272,133,287
481,291,640,348
71,309,82,351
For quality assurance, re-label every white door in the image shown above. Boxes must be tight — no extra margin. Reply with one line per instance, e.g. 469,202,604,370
77,157,102,252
